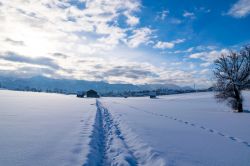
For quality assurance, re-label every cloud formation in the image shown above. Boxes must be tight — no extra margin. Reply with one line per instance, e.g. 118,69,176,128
155,10,169,20
5,38,25,46
126,27,153,48
0,0,219,87
228,0,250,18
0,51,61,70
154,39,185,49
183,11,195,19
189,49,228,65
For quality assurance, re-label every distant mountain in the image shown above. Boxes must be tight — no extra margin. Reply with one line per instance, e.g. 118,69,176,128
0,76,193,94
139,84,182,90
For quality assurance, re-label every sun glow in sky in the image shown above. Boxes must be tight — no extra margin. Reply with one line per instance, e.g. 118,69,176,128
0,0,250,88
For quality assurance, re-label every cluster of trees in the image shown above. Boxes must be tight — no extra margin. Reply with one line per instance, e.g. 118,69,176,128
7,86,70,94
214,45,250,112
99,88,205,97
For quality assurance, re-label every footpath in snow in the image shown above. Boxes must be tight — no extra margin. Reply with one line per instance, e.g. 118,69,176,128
1,90,250,166
83,100,166,166
0,90,165,166
101,92,250,166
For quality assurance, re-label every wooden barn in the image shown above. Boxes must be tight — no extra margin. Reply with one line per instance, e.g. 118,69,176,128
86,89,100,98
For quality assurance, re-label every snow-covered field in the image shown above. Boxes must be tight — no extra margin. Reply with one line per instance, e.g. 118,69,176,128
0,90,250,166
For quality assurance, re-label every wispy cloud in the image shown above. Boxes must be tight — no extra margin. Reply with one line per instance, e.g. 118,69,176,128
126,27,154,48
227,0,250,18
189,49,228,64
124,11,140,26
103,66,159,79
154,39,185,49
0,51,61,70
0,0,222,87
183,11,195,19
51,53,69,59
155,10,169,21
4,38,25,46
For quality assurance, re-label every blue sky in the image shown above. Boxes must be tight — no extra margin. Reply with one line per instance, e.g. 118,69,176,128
145,0,250,45
0,0,249,88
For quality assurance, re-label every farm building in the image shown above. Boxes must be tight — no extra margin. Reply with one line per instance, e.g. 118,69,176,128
149,91,157,98
86,89,100,98
76,91,85,98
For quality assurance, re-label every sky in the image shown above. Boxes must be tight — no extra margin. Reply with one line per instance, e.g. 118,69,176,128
0,0,250,88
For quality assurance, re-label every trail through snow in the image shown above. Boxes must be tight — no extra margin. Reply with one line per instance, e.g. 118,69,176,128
1,90,250,166
83,100,166,166
111,101,250,148
101,92,250,166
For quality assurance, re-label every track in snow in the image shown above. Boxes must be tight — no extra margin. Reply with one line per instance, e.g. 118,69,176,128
66,105,97,166
83,100,166,166
112,101,250,149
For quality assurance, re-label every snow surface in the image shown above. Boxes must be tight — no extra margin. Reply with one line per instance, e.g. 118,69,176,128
0,90,96,166
101,91,250,166
0,90,250,166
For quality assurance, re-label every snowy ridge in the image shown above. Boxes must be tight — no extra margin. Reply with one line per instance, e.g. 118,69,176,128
84,100,166,166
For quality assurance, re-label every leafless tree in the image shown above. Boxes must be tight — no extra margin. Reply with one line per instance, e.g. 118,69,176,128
213,45,250,112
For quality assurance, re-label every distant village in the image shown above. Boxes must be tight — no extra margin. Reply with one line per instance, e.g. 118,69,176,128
0,76,216,98
0,79,216,98
2,84,213,98
77,88,212,98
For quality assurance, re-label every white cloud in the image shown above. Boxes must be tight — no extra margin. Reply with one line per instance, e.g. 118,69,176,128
186,47,194,52
154,39,185,49
0,0,151,82
173,47,193,54
155,10,169,20
124,11,140,26
227,0,250,18
200,62,211,67
200,69,209,74
0,0,143,56
0,0,211,87
126,15,140,26
126,27,153,48
154,41,174,49
189,49,229,63
174,39,186,44
195,45,218,51
183,11,195,19
171,62,182,66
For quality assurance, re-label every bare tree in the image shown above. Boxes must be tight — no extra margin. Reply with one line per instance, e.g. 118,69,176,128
214,46,250,112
